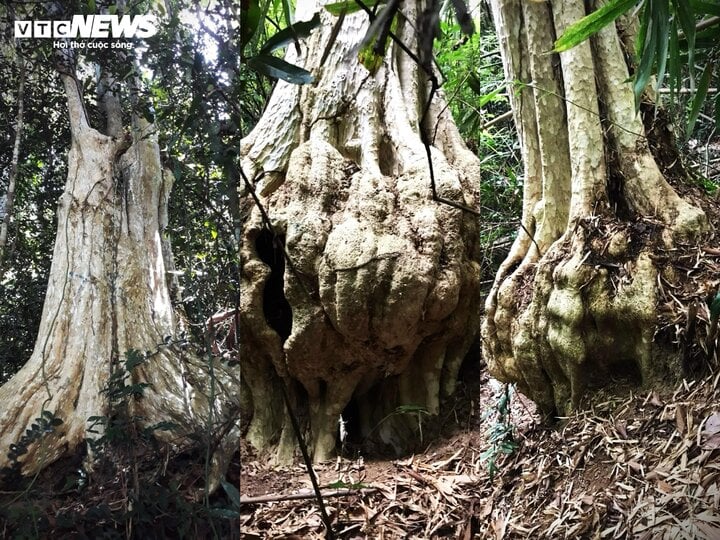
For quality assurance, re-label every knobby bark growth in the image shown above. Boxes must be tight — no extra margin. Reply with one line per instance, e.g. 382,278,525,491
482,0,715,416
241,0,482,461
0,51,240,490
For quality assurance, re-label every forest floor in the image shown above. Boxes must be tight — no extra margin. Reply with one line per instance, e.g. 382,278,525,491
240,358,720,539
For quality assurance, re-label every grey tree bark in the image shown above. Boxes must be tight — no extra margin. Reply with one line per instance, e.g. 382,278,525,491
241,0,482,461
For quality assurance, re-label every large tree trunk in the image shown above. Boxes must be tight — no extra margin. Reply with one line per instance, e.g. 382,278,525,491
241,0,481,461
482,0,710,417
0,67,240,489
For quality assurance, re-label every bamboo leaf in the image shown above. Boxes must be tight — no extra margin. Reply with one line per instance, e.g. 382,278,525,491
553,0,639,52
691,0,720,16
241,0,263,49
671,0,696,87
221,478,241,509
280,0,299,54
686,61,715,138
654,0,670,90
668,18,680,101
634,0,658,107
478,86,503,107
246,55,315,84
258,13,321,56
696,25,720,48
281,0,294,28
636,0,650,58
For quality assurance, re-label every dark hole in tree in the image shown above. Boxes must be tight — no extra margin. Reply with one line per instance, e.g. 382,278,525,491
378,138,395,177
599,107,632,220
610,358,643,386
586,355,643,390
607,164,632,220
255,229,292,341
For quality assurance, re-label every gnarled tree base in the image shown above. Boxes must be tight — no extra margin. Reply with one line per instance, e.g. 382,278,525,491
482,0,712,417
240,1,482,462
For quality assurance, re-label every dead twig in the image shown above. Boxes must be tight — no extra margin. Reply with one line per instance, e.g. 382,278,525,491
239,487,377,505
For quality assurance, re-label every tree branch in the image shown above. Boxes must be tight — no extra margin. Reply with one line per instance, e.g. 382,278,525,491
56,48,89,134
240,487,377,505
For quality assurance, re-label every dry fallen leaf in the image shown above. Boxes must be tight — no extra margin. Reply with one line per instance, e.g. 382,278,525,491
479,499,493,519
700,412,720,449
703,412,720,436
657,480,673,494
240,364,720,539
676,404,687,435
492,511,508,540
701,433,720,450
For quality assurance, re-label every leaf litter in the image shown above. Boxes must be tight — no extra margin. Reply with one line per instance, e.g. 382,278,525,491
240,366,720,538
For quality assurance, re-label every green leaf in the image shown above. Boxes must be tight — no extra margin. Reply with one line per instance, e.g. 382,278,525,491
327,480,368,489
246,55,315,84
358,41,384,73
691,0,720,16
654,0,670,91
124,349,145,371
258,13,322,55
671,0,696,86
221,478,241,509
634,0,658,107
553,0,639,52
686,61,714,138
325,0,386,15
145,421,179,432
709,291,720,320
395,404,429,415
668,18,680,101
281,0,296,48
241,0,263,49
